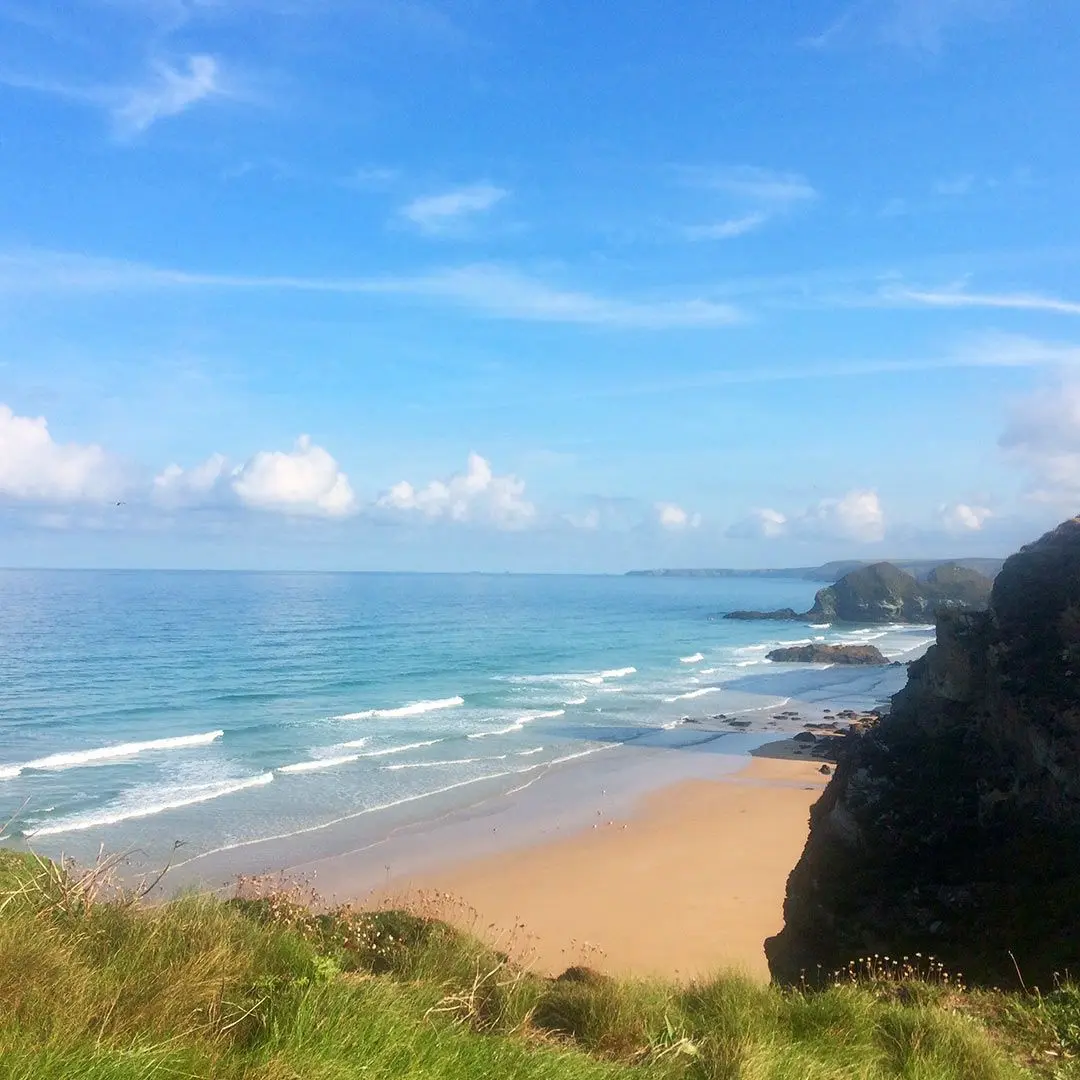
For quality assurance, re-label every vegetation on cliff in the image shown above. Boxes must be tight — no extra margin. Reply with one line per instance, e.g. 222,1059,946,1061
727,561,994,624
2,850,1078,1079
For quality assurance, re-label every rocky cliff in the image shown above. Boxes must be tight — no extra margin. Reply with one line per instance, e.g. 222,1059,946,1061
807,562,993,623
765,517,1080,989
726,561,993,624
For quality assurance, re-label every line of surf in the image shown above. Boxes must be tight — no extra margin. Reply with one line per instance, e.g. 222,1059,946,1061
331,696,464,721
27,772,273,838
0,730,225,781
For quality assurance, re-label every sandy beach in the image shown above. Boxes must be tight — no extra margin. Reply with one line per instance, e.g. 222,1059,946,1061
381,755,829,982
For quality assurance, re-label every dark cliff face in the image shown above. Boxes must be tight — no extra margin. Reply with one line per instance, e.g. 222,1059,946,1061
766,517,1080,989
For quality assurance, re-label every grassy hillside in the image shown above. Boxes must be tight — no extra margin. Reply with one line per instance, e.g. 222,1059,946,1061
1,850,1077,1079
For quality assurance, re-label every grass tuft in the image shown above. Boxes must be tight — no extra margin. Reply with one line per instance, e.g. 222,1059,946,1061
0,850,1069,1078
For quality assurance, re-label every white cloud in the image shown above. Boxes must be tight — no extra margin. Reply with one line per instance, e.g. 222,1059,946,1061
656,503,701,530
939,502,993,532
797,490,886,542
377,453,535,529
726,507,788,540
683,213,769,241
679,166,816,243
889,286,1080,316
934,174,976,196
113,54,222,136
401,183,508,234
232,436,357,517
806,0,1014,53
0,404,122,503
728,490,886,543
152,453,230,506
1000,380,1080,506
683,165,817,206
0,54,226,137
0,251,741,330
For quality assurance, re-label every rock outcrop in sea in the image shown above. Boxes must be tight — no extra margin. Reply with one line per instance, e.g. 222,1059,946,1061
765,517,1080,989
765,644,888,665
726,561,993,625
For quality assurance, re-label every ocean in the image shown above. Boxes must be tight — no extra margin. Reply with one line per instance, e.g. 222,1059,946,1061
0,570,933,873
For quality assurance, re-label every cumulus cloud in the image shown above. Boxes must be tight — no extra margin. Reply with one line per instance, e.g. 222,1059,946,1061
153,437,357,517
1000,381,1080,506
153,453,229,506
0,404,122,502
725,507,788,540
377,453,535,529
232,436,357,517
656,503,702,530
401,183,508,234
939,502,993,532
727,490,886,543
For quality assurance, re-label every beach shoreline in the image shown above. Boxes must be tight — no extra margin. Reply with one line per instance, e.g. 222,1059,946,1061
371,755,831,982
149,659,905,916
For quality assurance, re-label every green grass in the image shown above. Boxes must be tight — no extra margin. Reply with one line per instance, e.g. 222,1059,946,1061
1,849,1077,1079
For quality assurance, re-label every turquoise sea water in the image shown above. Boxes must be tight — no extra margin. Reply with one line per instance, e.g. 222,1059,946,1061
0,571,933,868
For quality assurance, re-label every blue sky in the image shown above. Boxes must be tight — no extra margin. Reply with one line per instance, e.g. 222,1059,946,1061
1,0,1078,571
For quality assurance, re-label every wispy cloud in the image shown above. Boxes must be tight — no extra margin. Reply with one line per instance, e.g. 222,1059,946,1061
113,54,222,136
887,286,1080,316
681,165,817,206
682,213,769,242
806,0,1015,54
0,53,228,137
401,183,508,235
678,166,817,242
0,250,742,329
934,174,977,196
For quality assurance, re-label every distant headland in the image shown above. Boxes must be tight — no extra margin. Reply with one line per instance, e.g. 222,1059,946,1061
625,557,1005,583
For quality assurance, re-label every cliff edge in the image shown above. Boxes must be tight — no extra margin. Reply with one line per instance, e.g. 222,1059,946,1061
765,516,1080,989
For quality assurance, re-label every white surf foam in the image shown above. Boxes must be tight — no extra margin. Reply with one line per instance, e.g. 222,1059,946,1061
384,755,507,771
680,652,705,664
664,687,721,702
331,696,464,721
506,667,636,686
27,772,274,838
516,747,545,756
0,730,225,781
564,696,588,705
359,739,443,757
809,623,831,629
338,738,370,750
467,709,567,740
468,723,524,739
279,754,360,774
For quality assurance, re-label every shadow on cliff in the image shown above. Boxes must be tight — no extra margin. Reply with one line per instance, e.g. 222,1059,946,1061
765,515,1080,991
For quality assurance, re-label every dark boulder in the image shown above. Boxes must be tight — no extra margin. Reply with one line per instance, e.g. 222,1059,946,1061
766,644,888,665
